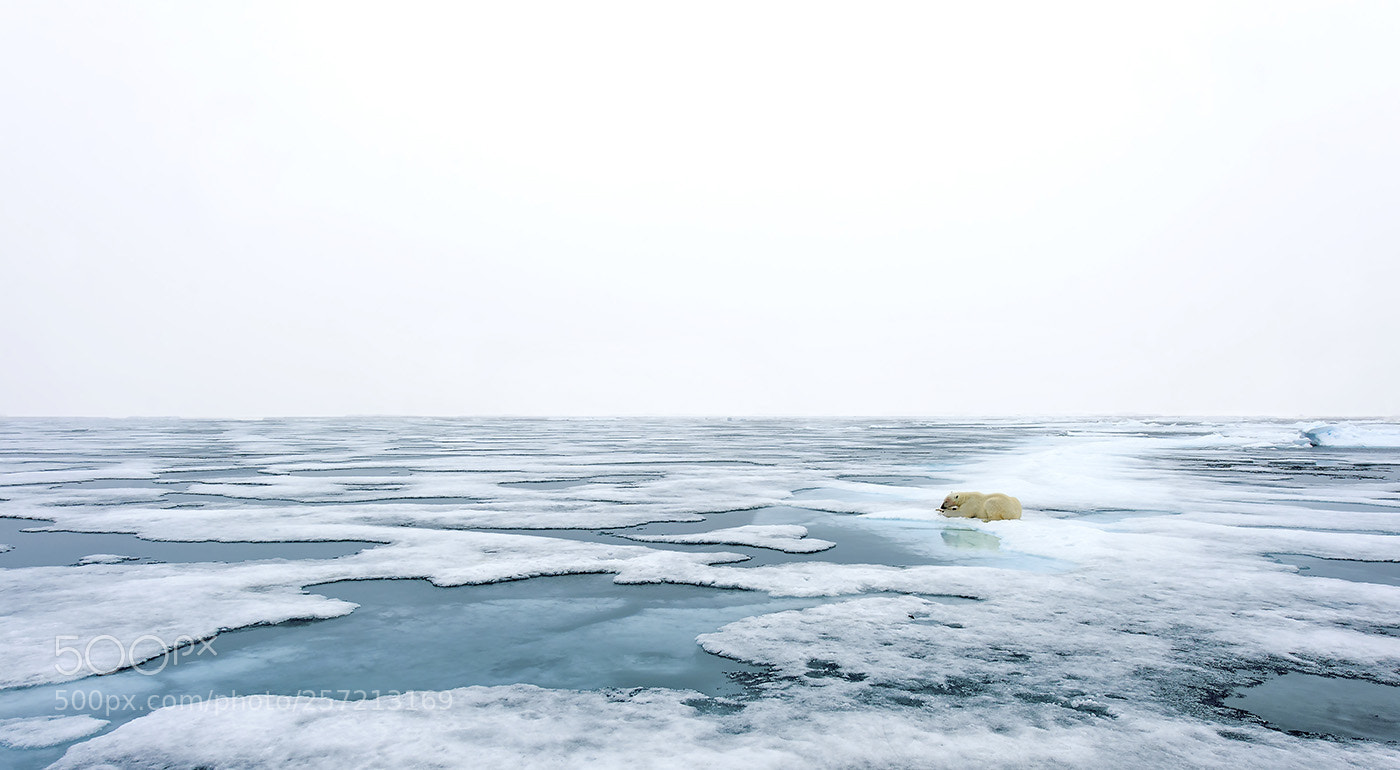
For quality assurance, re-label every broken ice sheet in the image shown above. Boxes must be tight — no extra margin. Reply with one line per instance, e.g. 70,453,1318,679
0,418,1396,768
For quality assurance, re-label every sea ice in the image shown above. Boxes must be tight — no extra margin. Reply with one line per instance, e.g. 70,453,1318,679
46,685,1400,770
1303,422,1400,448
73,554,140,566
0,716,108,749
0,417,1394,768
620,525,836,553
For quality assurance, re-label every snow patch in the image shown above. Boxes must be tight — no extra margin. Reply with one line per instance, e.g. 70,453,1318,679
0,715,108,748
621,525,836,553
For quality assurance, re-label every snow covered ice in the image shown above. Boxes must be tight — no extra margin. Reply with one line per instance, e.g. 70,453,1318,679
0,417,1398,768
620,524,837,553
0,716,107,750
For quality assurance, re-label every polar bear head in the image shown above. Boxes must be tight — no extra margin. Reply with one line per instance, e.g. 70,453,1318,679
940,492,963,512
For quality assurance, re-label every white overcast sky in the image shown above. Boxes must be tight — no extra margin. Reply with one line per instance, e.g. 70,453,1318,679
2,1,1397,417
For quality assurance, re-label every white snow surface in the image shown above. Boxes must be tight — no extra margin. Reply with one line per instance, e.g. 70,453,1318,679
46,686,1397,770
0,417,1395,767
621,525,836,553
0,716,108,749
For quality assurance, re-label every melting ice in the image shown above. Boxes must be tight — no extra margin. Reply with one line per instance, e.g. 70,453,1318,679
0,417,1397,768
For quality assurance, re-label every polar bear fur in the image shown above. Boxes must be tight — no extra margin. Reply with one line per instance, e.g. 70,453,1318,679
940,491,1022,521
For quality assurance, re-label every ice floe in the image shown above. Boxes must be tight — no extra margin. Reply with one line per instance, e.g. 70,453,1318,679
72,554,140,566
621,525,836,553
0,715,107,749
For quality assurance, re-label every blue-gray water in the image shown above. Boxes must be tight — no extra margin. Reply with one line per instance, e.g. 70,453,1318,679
1269,553,1400,587
1226,674,1400,742
0,575,835,768
0,518,372,568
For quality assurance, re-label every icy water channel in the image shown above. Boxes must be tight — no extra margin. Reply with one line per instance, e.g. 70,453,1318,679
0,517,372,567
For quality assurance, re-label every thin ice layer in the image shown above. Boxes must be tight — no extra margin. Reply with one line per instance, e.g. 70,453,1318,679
621,525,836,553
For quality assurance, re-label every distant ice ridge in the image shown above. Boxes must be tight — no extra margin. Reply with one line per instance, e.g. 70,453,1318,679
1302,422,1400,448
905,420,1400,521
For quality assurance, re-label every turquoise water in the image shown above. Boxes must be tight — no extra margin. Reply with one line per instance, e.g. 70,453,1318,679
0,575,829,768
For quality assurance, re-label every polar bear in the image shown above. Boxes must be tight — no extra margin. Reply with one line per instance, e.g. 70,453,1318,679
940,491,1022,521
